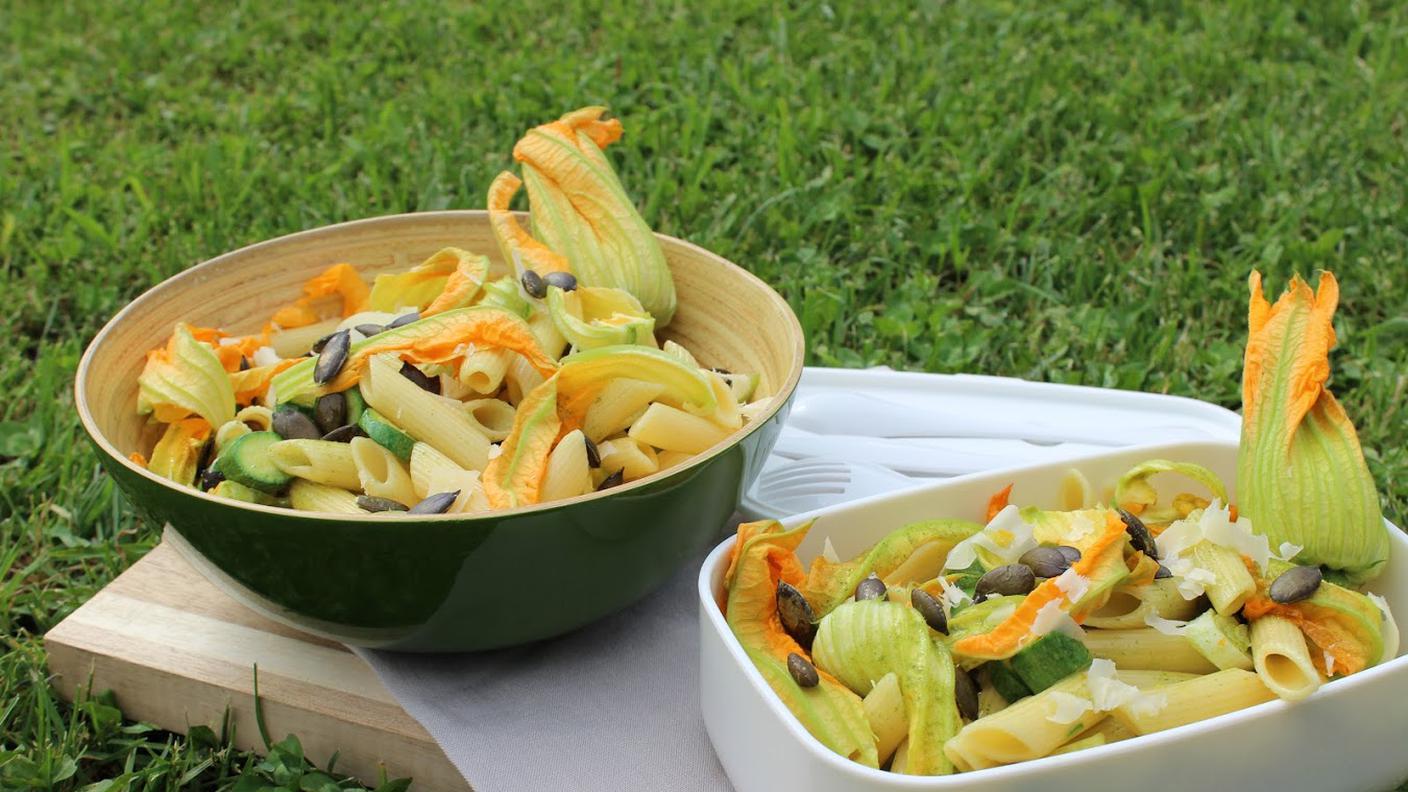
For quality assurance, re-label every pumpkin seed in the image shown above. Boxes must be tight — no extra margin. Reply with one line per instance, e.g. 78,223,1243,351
954,666,980,721
1269,565,1323,604
584,435,601,468
1117,508,1157,559
309,332,336,354
1019,546,1072,578
597,469,624,491
357,495,408,513
272,406,321,440
545,271,578,292
313,330,351,384
975,564,1036,597
776,581,817,649
561,342,574,358
1154,564,1173,579
199,468,225,491
399,361,441,394
238,355,250,371
408,491,459,514
1057,545,1081,564
787,652,819,688
354,323,385,337
387,312,420,330
520,269,547,299
321,424,364,443
855,573,887,602
313,392,346,435
911,588,948,634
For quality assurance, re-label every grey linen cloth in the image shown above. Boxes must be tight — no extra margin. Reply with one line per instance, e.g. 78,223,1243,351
354,546,733,792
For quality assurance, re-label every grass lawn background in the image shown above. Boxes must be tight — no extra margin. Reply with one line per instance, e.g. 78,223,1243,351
3,0,1406,787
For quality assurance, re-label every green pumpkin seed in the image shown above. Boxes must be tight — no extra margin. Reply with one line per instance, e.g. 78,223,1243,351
584,435,601,468
911,588,948,634
408,491,459,514
1019,546,1071,578
313,392,347,435
1117,508,1157,559
597,469,624,491
776,581,817,649
272,406,321,440
521,269,547,299
399,361,440,394
357,495,408,513
855,573,887,602
545,271,577,292
975,564,1036,597
313,330,351,384
954,666,979,721
787,652,819,688
1269,565,1323,604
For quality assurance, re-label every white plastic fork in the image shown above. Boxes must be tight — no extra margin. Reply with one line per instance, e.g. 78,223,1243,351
750,459,925,516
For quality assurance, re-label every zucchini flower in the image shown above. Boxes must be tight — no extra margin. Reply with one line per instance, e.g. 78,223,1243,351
487,107,677,326
1237,271,1387,584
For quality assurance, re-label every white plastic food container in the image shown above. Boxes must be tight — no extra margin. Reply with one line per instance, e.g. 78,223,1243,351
699,440,1408,792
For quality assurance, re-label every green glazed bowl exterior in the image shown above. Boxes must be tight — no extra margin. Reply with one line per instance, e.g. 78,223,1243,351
76,210,802,651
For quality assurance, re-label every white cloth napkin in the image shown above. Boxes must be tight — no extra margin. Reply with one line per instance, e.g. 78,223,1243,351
354,546,733,792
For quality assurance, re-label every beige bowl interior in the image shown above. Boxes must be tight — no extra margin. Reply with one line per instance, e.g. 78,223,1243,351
79,211,804,483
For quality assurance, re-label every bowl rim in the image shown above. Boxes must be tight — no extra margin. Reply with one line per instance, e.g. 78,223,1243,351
75,209,805,523
697,439,1408,787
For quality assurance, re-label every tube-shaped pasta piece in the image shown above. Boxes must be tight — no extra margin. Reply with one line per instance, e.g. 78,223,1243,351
529,310,567,359
1110,669,1275,736
890,739,909,773
268,439,362,491
458,348,514,394
976,684,1008,719
1074,714,1137,744
540,429,594,502
504,354,547,406
362,354,490,471
1083,580,1201,629
1051,733,1105,755
214,419,251,452
596,436,659,482
943,676,1107,771
628,403,730,454
463,398,516,442
288,479,362,514
409,442,470,499
236,405,274,431
1081,629,1219,674
1251,615,1323,701
656,449,693,470
582,378,666,441
1192,541,1257,615
864,673,907,767
350,436,417,506
271,317,340,358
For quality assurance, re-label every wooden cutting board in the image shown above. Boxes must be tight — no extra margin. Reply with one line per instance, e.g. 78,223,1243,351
45,542,471,792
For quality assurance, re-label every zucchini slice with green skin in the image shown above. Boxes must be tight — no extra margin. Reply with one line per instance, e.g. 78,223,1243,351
985,659,1033,703
211,478,284,506
343,387,366,425
357,407,414,461
212,431,293,494
1007,631,1092,694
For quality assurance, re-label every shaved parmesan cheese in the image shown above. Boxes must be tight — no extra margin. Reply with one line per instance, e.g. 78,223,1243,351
1274,542,1303,562
252,346,281,368
1324,650,1336,676
1046,691,1094,724
1087,659,1167,717
1156,500,1274,574
820,537,841,564
945,505,1038,571
1165,555,1218,600
487,443,503,460
1065,512,1098,543
1144,611,1188,635
937,575,971,613
1053,568,1089,604
1367,593,1399,664
1030,599,1084,641
218,336,240,347
1128,692,1168,718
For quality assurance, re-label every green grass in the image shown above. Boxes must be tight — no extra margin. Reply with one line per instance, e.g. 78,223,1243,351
3,0,1407,787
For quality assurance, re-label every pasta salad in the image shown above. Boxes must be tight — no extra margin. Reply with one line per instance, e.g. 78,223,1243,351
128,108,765,515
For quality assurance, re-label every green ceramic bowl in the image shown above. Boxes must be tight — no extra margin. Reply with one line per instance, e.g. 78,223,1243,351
76,211,803,651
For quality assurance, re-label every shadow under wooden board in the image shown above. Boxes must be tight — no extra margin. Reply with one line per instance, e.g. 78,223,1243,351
45,542,471,792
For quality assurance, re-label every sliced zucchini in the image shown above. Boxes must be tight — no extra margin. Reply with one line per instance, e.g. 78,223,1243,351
357,407,414,461
984,660,1032,703
343,387,366,425
211,431,293,494
1008,631,1092,694
1182,610,1254,670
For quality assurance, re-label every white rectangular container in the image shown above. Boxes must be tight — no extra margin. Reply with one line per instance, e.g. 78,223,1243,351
700,440,1408,792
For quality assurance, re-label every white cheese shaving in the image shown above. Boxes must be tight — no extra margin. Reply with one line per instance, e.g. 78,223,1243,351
937,575,972,613
820,537,841,564
1029,599,1084,641
252,346,281,368
486,443,503,460
1156,501,1273,574
1324,650,1336,676
1367,592,1399,664
218,336,240,347
944,505,1038,571
1065,512,1098,543
1143,611,1188,635
1273,542,1303,562
1045,691,1094,724
1053,568,1089,604
1086,659,1167,717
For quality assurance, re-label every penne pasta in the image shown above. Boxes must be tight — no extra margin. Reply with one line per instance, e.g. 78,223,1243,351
268,439,361,491
1110,669,1275,736
1192,541,1257,615
943,676,1106,771
1083,579,1201,629
596,436,659,482
462,398,516,442
582,378,667,442
458,348,514,395
270,317,340,359
350,436,418,506
288,479,362,514
362,354,490,471
1050,733,1105,755
1251,615,1323,701
863,673,907,767
409,442,470,499
236,405,274,431
528,310,566,359
504,354,547,406
540,430,594,502
628,402,730,454
214,419,251,452
1080,629,1219,674
655,449,693,470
